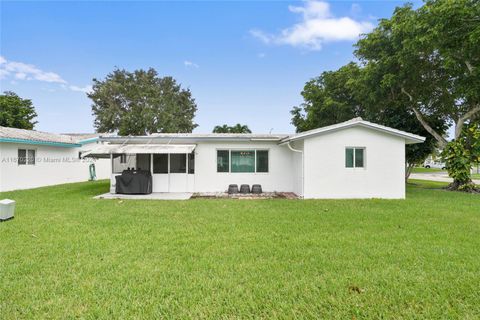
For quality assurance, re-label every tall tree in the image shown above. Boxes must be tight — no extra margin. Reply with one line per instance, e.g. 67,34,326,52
89,68,197,135
0,91,37,129
291,63,363,132
213,124,252,133
355,0,480,189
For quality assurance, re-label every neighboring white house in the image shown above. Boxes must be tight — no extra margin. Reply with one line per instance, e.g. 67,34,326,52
0,126,110,192
83,118,425,199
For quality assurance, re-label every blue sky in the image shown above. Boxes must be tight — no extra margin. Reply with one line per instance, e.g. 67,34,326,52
0,0,418,134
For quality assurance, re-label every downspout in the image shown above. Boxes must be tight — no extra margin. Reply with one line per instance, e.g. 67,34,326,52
286,141,304,198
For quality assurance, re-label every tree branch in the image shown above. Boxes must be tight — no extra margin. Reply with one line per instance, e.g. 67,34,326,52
465,60,474,73
405,162,415,181
455,104,480,139
401,87,448,147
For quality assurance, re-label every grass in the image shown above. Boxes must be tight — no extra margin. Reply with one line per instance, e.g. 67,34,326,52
471,173,480,179
1,180,479,319
411,167,444,173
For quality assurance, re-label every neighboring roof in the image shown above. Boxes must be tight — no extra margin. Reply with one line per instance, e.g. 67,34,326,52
280,118,426,145
0,126,81,147
63,133,112,144
63,133,103,140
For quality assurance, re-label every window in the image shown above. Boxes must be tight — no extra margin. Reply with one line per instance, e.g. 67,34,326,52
188,153,195,174
231,150,255,173
217,149,269,173
153,154,168,174
136,154,151,171
256,150,269,173
113,154,136,173
217,150,229,172
28,150,36,165
18,149,27,165
346,147,365,168
170,154,186,173
18,149,35,165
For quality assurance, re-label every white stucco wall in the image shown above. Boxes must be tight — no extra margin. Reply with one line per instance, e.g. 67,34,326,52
302,126,406,199
0,143,3,192
0,142,110,192
193,141,295,193
289,140,304,197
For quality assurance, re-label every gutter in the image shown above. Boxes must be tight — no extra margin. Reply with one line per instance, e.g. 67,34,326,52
100,136,286,143
0,138,81,148
77,137,99,145
286,141,304,198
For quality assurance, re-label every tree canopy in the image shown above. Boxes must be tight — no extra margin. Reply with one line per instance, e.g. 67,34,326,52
213,124,252,133
355,0,480,188
355,0,480,146
88,68,198,136
0,91,37,130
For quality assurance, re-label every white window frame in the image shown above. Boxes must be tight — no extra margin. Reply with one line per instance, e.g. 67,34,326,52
345,147,366,169
18,148,36,166
216,149,269,174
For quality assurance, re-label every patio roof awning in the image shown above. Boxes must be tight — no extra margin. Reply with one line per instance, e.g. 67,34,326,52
82,144,196,158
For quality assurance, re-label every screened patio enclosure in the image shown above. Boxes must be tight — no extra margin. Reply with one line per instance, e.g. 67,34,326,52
82,144,196,193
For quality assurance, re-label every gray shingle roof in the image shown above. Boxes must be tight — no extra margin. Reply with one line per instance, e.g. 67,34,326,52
0,126,81,145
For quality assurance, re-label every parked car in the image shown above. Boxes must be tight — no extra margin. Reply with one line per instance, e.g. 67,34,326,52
423,160,446,170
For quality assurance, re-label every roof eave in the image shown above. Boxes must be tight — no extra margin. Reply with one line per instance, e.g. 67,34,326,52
0,137,81,148
100,136,284,143
281,122,426,144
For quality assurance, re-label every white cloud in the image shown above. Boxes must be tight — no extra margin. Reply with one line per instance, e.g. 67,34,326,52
250,30,272,44
250,0,373,50
0,56,92,93
15,72,27,80
69,85,93,94
0,56,67,83
257,53,266,59
0,69,9,79
184,60,199,68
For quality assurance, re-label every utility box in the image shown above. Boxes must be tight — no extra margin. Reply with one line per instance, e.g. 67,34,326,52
0,199,15,221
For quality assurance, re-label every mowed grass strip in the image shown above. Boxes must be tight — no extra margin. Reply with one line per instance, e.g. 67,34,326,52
0,180,479,319
411,167,444,173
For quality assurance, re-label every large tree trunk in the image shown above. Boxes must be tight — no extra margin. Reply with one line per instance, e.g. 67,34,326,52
405,162,415,182
446,178,478,192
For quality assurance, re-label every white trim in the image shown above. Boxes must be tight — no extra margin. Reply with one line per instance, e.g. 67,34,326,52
82,144,196,158
345,147,366,169
281,118,426,144
17,148,36,166
215,148,270,174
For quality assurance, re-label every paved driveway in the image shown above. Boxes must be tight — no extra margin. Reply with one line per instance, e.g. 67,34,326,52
410,171,480,184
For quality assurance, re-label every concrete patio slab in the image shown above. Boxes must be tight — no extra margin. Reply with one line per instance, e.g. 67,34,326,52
94,192,193,200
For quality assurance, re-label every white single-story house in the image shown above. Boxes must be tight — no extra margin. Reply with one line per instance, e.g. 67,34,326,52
0,126,110,192
83,118,425,199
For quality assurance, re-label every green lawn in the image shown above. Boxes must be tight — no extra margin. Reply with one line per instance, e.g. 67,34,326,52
472,173,480,179
1,180,479,319
412,167,444,173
